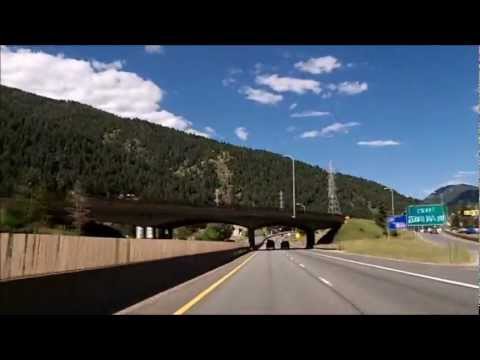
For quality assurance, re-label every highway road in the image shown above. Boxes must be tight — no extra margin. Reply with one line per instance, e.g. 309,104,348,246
118,235,478,315
420,231,479,261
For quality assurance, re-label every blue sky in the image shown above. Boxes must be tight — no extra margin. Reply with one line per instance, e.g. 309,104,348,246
1,45,478,199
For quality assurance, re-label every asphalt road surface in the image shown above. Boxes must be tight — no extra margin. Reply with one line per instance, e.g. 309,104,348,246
420,231,479,261
119,235,478,315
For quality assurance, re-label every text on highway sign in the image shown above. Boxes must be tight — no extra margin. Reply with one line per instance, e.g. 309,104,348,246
406,204,446,226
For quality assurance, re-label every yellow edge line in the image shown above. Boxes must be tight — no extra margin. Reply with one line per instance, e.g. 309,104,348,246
173,252,257,315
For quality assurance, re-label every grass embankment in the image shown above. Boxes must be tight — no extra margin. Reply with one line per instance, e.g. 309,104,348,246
336,218,472,264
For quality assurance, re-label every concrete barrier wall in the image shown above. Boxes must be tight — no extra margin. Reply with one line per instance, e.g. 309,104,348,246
0,246,250,314
0,233,243,281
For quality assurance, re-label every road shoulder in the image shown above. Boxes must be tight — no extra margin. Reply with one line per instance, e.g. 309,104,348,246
115,251,254,315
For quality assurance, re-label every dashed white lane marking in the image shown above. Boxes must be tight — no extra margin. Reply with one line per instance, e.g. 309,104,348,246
288,254,334,289
318,276,332,287
309,252,479,289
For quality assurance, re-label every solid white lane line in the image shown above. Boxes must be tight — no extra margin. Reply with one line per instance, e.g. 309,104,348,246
317,276,333,287
309,252,479,289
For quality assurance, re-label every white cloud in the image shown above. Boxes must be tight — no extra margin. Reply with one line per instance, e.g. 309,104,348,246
235,127,249,141
240,86,283,105
294,56,342,74
301,122,360,139
337,81,368,95
253,63,263,75
223,68,243,87
473,105,480,114
300,130,320,138
291,111,330,118
321,92,333,99
357,140,400,147
321,122,360,137
229,68,243,75
0,46,208,135
145,45,164,54
91,60,125,71
453,170,476,178
185,129,211,138
289,103,298,110
255,74,321,94
205,126,216,136
286,126,296,132
222,77,236,87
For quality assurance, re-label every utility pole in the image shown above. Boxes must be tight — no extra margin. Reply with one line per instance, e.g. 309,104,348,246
327,161,341,214
384,187,395,240
384,187,395,216
279,190,284,210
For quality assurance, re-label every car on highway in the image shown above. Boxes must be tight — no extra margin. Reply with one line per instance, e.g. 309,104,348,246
266,239,275,250
280,240,290,249
429,228,439,234
464,227,478,234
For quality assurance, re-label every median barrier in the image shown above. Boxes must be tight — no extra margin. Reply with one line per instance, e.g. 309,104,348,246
0,233,249,314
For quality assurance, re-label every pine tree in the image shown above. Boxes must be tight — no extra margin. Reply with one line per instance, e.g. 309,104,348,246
375,205,388,234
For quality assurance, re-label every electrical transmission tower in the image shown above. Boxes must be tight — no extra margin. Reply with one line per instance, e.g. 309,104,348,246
327,160,342,215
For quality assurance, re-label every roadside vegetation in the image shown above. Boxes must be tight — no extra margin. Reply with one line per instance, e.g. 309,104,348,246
335,218,472,264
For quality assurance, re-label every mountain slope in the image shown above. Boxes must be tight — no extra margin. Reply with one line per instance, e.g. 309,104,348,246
0,85,418,218
424,184,478,209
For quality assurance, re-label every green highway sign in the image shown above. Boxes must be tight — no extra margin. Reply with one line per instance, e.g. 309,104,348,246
406,204,447,226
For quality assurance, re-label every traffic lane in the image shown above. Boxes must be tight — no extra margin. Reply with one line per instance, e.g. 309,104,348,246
187,250,360,314
263,234,306,250
310,249,477,284
116,251,255,315
293,250,477,314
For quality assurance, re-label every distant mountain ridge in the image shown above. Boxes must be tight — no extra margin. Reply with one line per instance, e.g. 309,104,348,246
424,184,478,209
0,85,419,219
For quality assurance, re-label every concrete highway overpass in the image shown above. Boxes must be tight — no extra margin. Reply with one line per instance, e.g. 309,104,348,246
82,198,346,249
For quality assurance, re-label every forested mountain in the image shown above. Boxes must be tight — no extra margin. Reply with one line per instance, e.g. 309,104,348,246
0,85,418,219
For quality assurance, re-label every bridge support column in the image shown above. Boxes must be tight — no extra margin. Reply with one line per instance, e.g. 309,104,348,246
306,229,315,249
317,225,342,244
248,228,255,249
